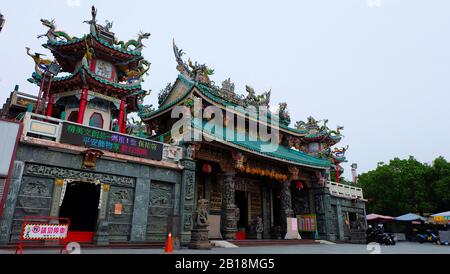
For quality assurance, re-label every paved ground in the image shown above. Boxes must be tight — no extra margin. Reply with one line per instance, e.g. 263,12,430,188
1,242,449,254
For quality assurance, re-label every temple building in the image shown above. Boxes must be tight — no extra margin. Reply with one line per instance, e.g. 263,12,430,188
0,7,366,247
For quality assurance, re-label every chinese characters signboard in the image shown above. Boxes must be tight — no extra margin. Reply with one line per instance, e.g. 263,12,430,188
23,224,68,240
60,123,163,161
433,216,450,224
298,214,317,232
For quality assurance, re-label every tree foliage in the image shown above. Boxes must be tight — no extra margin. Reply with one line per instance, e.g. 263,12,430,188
358,156,450,216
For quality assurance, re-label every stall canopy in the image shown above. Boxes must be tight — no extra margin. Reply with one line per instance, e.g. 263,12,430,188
366,213,395,221
431,211,450,224
395,213,427,222
431,211,450,217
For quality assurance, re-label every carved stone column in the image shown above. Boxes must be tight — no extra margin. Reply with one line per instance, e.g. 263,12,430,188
0,161,24,245
95,183,110,245
222,171,238,240
280,180,294,235
49,178,65,218
179,152,197,245
280,166,299,235
312,174,334,241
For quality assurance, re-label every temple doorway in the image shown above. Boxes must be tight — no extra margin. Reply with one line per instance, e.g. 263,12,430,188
272,187,281,227
59,182,100,241
235,190,248,231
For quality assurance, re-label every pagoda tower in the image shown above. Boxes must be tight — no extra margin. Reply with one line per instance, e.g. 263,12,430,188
292,116,348,183
27,6,152,133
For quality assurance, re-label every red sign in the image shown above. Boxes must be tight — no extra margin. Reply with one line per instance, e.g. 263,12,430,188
16,216,70,254
298,214,317,232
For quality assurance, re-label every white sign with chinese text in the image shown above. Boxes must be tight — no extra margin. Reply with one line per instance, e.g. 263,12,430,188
23,224,69,240
284,217,302,240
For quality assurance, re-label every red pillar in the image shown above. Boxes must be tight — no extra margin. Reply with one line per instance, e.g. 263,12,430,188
77,87,88,124
118,99,125,133
35,73,47,113
122,115,127,134
45,94,54,117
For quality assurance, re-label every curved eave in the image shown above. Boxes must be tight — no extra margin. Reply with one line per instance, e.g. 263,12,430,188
44,34,142,56
30,66,142,94
139,76,194,120
192,124,330,169
194,82,309,136
301,133,342,145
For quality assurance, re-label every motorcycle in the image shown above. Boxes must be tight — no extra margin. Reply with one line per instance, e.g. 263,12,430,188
416,230,439,244
366,224,396,245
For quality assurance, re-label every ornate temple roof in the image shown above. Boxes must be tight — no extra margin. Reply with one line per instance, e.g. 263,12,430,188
43,34,144,73
140,40,348,169
26,6,152,112
28,64,146,112
28,64,143,93
140,74,309,136
190,119,331,169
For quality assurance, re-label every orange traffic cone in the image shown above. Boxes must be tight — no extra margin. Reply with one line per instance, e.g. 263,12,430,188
165,232,173,253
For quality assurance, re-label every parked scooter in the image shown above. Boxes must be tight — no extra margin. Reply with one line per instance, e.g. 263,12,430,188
416,229,439,244
366,224,396,245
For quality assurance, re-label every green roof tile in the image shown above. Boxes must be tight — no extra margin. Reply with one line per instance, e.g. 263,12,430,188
192,119,331,168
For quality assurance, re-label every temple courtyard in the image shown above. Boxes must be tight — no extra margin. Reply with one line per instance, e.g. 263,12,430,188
1,242,449,254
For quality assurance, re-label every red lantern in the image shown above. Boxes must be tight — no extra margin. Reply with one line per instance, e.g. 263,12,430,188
295,180,304,190
202,163,212,174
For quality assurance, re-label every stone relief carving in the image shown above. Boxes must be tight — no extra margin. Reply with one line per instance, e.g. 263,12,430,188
223,175,236,208
150,182,173,208
184,172,195,201
149,182,174,218
193,199,209,228
315,195,324,213
111,189,130,204
255,216,264,233
280,181,292,214
184,214,193,230
20,179,51,196
24,164,135,188
108,223,131,236
17,178,52,214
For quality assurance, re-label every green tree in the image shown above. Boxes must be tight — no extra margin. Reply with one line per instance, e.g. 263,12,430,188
358,156,442,216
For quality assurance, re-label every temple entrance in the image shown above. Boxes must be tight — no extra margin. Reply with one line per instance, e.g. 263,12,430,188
272,187,281,227
59,182,100,242
235,191,248,234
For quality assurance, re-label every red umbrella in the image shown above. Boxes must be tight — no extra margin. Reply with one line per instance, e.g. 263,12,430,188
366,213,395,221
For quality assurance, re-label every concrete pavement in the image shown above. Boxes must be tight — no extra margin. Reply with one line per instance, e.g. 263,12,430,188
1,242,449,254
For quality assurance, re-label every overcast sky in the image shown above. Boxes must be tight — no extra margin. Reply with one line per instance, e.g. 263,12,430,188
1,0,450,177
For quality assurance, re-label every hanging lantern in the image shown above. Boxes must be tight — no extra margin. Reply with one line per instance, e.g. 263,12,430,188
202,163,212,174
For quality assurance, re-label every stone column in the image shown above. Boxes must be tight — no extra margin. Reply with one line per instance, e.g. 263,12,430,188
130,177,151,243
335,199,345,241
280,180,294,236
261,185,271,239
49,178,64,218
0,161,24,245
312,175,335,241
95,183,110,245
179,157,196,245
222,172,237,240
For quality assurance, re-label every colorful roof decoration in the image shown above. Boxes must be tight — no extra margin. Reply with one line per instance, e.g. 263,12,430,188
142,40,349,170
26,6,153,114
190,119,331,169
30,6,151,84
28,64,142,92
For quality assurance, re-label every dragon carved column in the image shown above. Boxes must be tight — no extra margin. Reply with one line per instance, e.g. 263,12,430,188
222,171,238,240
280,166,300,235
